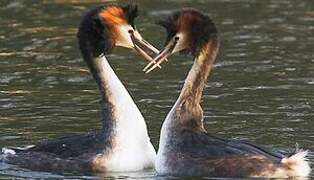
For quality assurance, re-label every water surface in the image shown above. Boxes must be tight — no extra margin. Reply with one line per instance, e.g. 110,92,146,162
0,0,313,179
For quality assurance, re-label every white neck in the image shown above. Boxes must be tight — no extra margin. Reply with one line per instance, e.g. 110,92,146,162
96,56,156,171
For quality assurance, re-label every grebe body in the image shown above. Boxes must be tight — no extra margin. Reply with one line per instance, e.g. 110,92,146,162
1,4,157,173
146,9,311,178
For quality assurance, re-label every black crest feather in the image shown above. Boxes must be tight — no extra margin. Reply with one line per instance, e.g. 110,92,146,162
122,4,139,28
157,11,180,44
158,8,218,56
77,5,114,59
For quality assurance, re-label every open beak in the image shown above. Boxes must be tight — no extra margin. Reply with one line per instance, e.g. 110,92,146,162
144,37,178,73
129,30,162,68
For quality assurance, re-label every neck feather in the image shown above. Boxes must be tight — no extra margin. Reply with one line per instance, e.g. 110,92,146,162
88,54,149,131
79,45,152,149
77,33,156,164
172,38,219,132
79,38,116,130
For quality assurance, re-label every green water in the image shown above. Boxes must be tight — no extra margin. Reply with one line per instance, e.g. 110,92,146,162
0,0,313,179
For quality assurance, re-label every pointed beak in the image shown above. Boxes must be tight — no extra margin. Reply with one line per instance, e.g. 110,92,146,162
144,37,178,73
129,30,162,68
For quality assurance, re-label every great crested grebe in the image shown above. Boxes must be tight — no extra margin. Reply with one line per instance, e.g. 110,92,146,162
1,4,157,173
145,9,311,178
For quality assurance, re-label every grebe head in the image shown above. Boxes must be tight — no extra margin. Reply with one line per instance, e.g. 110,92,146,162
144,8,218,73
159,8,217,56
77,4,156,60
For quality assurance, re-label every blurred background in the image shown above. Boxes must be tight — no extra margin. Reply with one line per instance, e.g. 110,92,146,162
0,0,313,179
